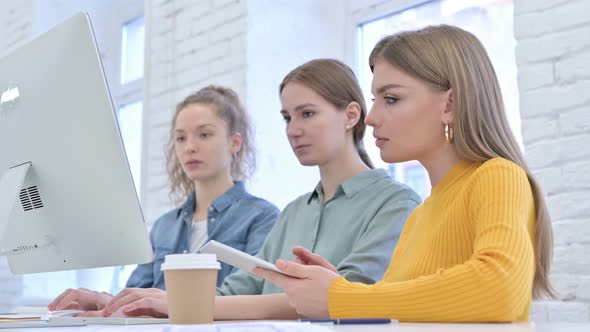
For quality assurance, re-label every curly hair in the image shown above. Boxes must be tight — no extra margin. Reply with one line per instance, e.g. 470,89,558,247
166,85,255,204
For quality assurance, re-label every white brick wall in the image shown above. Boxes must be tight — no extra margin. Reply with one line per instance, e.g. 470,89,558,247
0,0,33,312
515,0,590,321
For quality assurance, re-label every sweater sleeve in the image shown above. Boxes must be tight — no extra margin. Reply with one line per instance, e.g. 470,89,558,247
327,161,536,322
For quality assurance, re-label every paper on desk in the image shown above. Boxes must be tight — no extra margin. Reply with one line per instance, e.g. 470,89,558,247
211,322,331,332
72,321,331,332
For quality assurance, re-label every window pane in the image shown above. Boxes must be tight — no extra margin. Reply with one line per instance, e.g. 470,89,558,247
117,100,143,196
20,271,77,306
113,264,137,294
121,16,145,84
358,0,519,200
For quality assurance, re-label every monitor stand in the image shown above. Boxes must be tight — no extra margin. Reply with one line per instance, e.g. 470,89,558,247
0,162,60,261
0,162,31,255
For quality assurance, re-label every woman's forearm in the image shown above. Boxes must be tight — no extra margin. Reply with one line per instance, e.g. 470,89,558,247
214,293,301,320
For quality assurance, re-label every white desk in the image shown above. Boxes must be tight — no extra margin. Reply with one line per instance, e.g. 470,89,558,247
0,322,589,332
326,322,589,331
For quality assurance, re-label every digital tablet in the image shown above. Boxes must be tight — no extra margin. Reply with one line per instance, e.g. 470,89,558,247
200,240,292,276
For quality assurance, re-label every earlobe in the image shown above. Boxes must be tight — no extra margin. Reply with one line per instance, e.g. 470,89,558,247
345,102,362,129
440,89,454,124
445,89,454,114
231,133,243,155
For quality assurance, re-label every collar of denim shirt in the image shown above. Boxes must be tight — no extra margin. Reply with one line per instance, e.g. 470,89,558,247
306,168,390,204
176,181,248,220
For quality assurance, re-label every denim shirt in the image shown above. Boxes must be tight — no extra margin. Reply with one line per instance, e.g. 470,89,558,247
126,181,280,289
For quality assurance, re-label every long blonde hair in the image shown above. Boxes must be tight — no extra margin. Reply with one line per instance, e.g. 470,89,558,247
279,59,374,168
369,25,555,299
166,85,255,204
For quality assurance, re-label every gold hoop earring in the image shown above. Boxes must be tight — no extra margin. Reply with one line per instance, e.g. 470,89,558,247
445,123,454,144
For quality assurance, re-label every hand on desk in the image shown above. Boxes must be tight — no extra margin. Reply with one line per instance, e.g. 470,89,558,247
48,287,113,311
101,288,168,318
254,258,340,319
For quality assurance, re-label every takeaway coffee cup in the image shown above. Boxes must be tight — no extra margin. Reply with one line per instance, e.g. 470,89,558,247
161,253,221,324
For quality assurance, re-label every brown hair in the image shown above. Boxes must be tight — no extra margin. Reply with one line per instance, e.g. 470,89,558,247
166,85,255,204
369,25,555,299
279,59,374,169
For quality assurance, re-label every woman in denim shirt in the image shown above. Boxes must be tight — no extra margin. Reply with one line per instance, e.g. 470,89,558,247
48,86,279,312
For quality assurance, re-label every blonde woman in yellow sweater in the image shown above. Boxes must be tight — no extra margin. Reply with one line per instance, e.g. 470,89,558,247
254,25,555,322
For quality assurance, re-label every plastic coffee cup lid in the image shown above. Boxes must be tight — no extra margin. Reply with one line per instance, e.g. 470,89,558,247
160,253,221,271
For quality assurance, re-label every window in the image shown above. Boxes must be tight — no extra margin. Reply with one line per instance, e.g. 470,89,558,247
117,100,143,195
110,15,146,292
116,15,145,199
357,0,520,200
120,16,145,84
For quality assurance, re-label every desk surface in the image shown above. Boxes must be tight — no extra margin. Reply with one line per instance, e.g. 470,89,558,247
0,322,589,331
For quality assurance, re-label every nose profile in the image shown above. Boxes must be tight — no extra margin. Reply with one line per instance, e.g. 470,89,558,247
287,120,303,138
365,104,378,128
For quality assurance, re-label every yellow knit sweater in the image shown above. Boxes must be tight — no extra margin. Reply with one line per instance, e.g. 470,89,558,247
328,158,536,322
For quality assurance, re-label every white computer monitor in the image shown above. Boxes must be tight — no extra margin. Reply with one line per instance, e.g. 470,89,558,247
0,12,152,274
